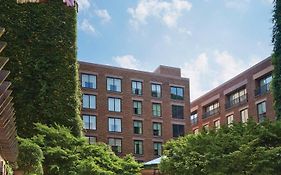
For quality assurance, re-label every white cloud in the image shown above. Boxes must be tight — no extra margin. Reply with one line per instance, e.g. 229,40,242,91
182,51,264,100
178,27,192,36
80,19,96,35
76,0,90,11
95,9,112,23
128,0,192,28
112,55,140,69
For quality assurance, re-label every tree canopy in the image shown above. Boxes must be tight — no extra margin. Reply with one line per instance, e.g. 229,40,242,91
18,123,142,175
160,120,281,175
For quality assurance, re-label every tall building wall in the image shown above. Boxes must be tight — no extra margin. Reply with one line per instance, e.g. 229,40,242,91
190,57,275,133
79,61,190,162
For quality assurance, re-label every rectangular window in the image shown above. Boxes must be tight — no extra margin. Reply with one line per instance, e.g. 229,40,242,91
108,118,122,132
134,140,143,155
152,103,161,117
203,101,220,119
85,136,96,144
133,101,142,115
108,97,121,112
132,81,142,95
255,75,272,96
83,115,96,130
108,138,122,153
151,84,161,98
82,94,96,109
153,142,162,156
190,112,198,125
172,124,185,137
214,120,220,130
240,108,248,123
81,74,96,89
172,105,184,119
227,115,234,126
171,86,184,100
133,120,143,134
203,124,209,132
193,128,199,134
153,122,162,136
226,88,247,109
107,77,122,92
257,101,266,122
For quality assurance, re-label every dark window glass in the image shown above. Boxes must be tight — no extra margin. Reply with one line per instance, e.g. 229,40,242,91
132,81,142,95
171,86,184,100
173,124,185,137
172,105,184,119
151,84,161,98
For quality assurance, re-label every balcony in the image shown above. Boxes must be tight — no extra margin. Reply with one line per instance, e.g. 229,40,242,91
202,108,220,119
225,94,248,110
255,83,270,97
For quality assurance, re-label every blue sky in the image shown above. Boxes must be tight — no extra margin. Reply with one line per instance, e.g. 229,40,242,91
77,0,273,100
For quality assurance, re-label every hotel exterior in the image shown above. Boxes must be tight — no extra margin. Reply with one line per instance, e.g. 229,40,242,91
190,57,275,133
78,61,190,162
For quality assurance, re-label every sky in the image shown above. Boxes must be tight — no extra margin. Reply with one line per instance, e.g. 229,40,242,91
76,0,274,101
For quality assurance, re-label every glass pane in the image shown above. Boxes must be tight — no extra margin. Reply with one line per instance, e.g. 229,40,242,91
90,95,96,109
90,116,96,130
83,95,89,108
82,74,88,88
109,118,114,132
108,98,114,111
115,79,121,92
115,99,121,112
83,115,89,129
89,75,96,89
107,78,113,90
116,119,121,132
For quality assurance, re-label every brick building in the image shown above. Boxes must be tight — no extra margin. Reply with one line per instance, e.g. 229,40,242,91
78,61,190,162
190,57,275,133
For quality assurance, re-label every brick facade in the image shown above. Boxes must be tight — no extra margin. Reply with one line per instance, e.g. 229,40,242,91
190,57,275,133
79,61,190,162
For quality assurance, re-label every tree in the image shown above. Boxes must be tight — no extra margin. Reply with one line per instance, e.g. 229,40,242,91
21,123,142,175
272,0,281,120
160,120,281,175
0,0,82,137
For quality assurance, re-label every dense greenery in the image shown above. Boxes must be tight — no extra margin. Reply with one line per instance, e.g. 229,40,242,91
272,0,281,120
17,138,44,175
160,120,281,175
17,124,142,175
0,0,82,137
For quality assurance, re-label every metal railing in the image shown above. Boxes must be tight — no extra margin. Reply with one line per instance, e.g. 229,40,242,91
202,108,220,119
225,94,248,109
255,83,270,96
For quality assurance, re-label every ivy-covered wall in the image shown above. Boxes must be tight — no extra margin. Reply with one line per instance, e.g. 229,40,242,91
0,0,82,137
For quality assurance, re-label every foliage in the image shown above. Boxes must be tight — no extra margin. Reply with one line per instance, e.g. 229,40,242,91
272,0,281,119
28,123,142,175
0,0,82,137
17,138,44,175
5,162,14,175
160,120,281,175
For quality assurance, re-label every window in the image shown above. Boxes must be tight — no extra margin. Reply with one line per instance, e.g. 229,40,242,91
83,115,96,130
132,81,142,95
190,112,198,125
255,75,272,96
107,77,121,92
203,102,220,119
153,142,162,156
81,74,96,89
108,138,122,153
151,84,161,98
193,128,199,134
152,103,161,117
133,121,143,134
226,88,247,109
214,120,220,130
171,86,184,100
108,97,121,112
134,140,143,155
203,124,209,132
108,118,122,132
85,136,96,144
240,108,248,123
227,115,234,126
82,94,96,109
133,101,142,115
257,101,266,122
153,123,162,136
172,124,185,137
172,105,184,119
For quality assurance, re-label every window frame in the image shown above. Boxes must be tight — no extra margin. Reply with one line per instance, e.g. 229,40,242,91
151,83,162,98
133,120,143,135
108,97,121,112
170,86,184,100
172,105,184,119
133,100,142,115
134,140,144,155
108,117,122,133
82,115,97,130
132,80,143,95
107,77,122,92
81,73,97,89
82,94,96,109
108,138,122,153
152,103,161,117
